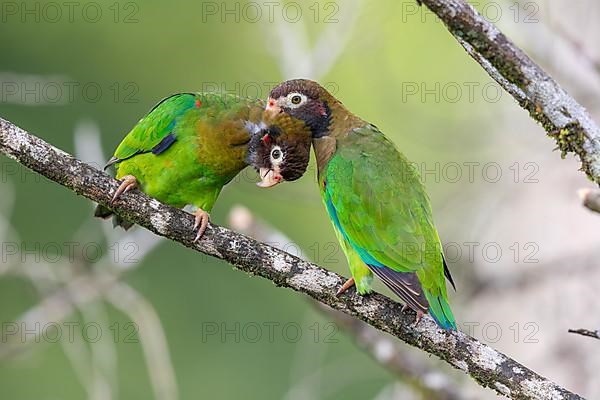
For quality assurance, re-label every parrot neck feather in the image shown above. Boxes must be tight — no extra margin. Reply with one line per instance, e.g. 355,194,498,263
312,100,366,174
313,136,337,177
326,100,365,137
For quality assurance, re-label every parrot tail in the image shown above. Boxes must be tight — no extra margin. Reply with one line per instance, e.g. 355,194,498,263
368,265,456,330
424,290,456,330
94,204,135,230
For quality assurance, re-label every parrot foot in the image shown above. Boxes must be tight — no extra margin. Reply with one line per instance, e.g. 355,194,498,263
193,208,210,242
111,175,138,204
336,277,355,296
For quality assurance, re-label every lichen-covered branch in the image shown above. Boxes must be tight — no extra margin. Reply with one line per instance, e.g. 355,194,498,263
418,0,600,184
0,118,585,399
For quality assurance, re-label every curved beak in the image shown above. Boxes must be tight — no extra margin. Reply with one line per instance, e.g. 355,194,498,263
257,168,283,188
265,97,283,116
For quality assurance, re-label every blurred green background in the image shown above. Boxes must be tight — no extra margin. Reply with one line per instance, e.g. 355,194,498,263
2,0,600,399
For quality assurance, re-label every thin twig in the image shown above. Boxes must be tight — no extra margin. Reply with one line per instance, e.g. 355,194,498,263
265,0,362,80
105,283,178,400
568,329,600,341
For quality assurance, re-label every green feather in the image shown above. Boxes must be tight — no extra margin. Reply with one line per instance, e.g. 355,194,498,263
321,125,456,329
97,92,265,227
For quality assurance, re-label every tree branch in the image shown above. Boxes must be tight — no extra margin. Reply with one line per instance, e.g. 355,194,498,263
0,118,585,399
418,0,600,184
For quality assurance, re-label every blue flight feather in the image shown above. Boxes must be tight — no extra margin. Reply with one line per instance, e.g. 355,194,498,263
151,133,177,155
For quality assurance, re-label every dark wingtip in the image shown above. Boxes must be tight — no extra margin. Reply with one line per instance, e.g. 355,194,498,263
151,132,177,155
442,255,457,291
368,266,430,314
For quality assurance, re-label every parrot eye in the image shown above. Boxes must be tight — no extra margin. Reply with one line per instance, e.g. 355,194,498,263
270,146,283,163
287,92,307,108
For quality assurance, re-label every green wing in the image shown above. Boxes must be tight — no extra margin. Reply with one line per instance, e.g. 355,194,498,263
108,92,262,168
324,125,455,329
109,93,198,165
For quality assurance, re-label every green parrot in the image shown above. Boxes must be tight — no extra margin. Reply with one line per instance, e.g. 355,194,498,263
252,79,456,330
95,92,312,240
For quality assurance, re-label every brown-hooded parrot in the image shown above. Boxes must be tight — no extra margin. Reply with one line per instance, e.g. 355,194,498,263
95,92,312,240
250,79,456,329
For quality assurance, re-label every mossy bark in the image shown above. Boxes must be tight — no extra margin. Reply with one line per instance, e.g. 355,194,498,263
420,0,600,185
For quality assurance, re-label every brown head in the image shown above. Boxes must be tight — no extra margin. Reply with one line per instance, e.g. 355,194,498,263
245,111,312,187
249,79,361,187
265,79,340,139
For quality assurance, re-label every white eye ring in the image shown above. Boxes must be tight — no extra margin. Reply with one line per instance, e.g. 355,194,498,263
287,92,307,109
270,146,284,165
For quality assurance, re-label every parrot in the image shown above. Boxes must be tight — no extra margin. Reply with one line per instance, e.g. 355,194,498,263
95,92,312,240
251,79,457,330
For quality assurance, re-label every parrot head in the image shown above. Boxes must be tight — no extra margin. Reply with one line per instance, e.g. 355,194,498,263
246,117,312,188
265,79,337,139
248,79,343,187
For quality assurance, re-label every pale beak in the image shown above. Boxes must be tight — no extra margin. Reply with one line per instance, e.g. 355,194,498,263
265,97,283,116
257,168,283,188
